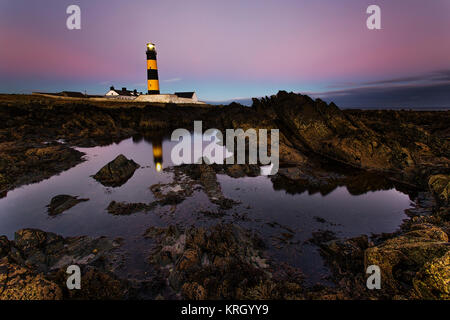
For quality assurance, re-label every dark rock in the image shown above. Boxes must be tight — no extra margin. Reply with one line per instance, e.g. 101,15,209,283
365,224,449,293
106,200,156,215
413,251,450,299
0,142,84,197
0,262,63,300
60,267,125,300
306,230,337,245
320,235,369,274
314,216,327,223
253,91,395,171
0,235,10,258
92,154,139,187
200,210,226,218
428,174,450,205
222,164,260,178
13,229,123,273
0,228,127,300
198,165,239,209
149,166,196,206
0,173,7,198
47,195,89,216
143,223,299,299
150,164,239,209
14,229,65,260
181,282,207,300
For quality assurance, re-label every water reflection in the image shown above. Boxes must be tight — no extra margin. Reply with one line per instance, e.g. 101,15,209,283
272,169,415,199
0,135,413,284
152,138,163,172
131,130,233,172
132,134,164,172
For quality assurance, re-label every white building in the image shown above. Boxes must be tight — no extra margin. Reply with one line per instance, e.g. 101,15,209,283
105,86,141,100
174,92,198,102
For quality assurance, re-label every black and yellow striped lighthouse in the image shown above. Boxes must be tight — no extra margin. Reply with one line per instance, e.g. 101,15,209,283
146,43,160,94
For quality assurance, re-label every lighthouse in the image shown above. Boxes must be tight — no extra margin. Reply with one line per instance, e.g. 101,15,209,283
146,43,160,94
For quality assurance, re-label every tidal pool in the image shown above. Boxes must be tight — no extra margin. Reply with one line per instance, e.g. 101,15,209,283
0,134,412,284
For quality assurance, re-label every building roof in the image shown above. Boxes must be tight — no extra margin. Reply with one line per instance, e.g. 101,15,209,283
108,86,138,96
174,92,196,99
112,89,134,96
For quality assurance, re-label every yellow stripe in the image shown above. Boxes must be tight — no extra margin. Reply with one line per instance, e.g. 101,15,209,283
147,59,158,70
153,145,162,158
147,80,159,91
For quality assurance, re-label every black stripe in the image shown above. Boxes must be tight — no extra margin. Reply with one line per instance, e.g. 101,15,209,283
147,90,160,95
146,51,157,59
147,69,159,79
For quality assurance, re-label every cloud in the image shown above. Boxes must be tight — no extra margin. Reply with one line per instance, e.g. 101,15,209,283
325,70,450,90
306,82,450,109
362,70,450,86
162,78,182,83
303,69,450,109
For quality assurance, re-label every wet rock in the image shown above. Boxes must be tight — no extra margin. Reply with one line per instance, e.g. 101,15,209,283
92,154,140,187
177,249,200,271
199,210,226,218
0,228,128,300
344,109,450,187
150,167,196,206
0,173,7,198
198,165,239,209
221,164,260,178
306,230,337,245
150,183,190,206
253,91,394,170
319,235,369,275
145,224,281,299
14,229,65,260
55,267,126,300
428,175,450,205
413,251,450,299
47,194,89,216
0,262,63,300
181,282,207,300
0,142,84,196
299,235,378,299
106,200,156,215
0,236,10,258
364,224,449,293
404,223,448,242
13,229,123,274
151,164,239,210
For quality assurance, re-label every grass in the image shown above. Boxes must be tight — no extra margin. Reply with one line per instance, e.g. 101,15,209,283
0,94,215,109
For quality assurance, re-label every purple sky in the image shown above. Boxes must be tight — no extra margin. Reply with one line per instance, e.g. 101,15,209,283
1,0,449,107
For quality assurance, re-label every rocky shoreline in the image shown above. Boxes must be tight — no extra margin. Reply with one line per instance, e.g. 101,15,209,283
1,92,448,195
0,93,448,299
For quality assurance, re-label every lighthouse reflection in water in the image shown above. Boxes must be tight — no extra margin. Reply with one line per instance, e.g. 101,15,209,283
152,139,163,172
132,134,163,172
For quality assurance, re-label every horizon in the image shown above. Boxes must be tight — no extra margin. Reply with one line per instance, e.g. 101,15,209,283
1,0,450,108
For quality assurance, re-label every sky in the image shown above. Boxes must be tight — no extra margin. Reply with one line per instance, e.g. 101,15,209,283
0,0,449,108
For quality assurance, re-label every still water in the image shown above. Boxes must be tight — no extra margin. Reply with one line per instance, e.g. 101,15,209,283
0,134,412,283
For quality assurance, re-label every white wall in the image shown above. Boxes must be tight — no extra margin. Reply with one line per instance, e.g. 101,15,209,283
105,90,119,96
